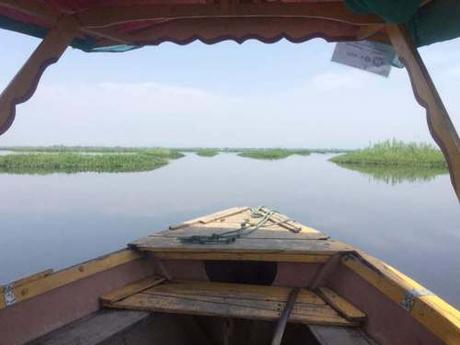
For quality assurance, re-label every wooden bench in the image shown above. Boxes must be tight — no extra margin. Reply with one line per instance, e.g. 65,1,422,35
101,278,363,327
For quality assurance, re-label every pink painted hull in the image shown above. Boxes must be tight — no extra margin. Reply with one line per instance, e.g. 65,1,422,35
0,253,444,345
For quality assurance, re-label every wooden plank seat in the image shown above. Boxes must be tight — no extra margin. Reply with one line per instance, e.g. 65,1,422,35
101,279,364,327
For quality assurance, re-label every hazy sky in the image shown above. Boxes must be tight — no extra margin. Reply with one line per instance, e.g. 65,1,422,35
0,29,459,149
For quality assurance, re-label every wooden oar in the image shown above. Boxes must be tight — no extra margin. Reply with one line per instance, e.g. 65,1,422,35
270,288,300,345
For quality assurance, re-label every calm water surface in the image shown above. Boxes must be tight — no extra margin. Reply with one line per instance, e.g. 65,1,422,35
0,153,459,307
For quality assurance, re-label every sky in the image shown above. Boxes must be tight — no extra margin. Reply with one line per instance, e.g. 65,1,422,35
0,29,459,149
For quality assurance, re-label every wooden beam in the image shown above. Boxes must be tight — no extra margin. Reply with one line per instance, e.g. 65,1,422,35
0,1,130,47
0,249,142,309
356,24,385,41
100,276,166,306
76,3,382,29
0,16,78,135
310,254,341,289
151,251,332,263
317,287,366,322
95,16,360,48
8,269,54,288
0,0,58,21
387,25,460,200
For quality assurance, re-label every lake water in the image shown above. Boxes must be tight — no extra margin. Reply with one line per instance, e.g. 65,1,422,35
0,153,459,307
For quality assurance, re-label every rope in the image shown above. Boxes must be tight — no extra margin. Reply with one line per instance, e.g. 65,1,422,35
179,206,277,244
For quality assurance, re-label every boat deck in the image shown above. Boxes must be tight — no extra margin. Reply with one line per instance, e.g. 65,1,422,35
129,207,355,263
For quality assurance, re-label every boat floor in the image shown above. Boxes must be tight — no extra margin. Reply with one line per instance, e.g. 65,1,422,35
28,310,376,345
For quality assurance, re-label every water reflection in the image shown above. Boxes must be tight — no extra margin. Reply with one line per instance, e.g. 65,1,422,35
332,162,448,185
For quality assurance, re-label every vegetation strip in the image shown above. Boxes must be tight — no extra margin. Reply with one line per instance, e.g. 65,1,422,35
238,149,311,160
195,148,219,157
330,140,447,168
0,149,183,174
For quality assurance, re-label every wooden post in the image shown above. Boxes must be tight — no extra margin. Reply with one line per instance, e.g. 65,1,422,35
0,16,78,135
387,25,460,200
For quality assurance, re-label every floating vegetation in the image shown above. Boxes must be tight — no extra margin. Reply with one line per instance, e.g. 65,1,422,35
141,148,184,159
195,149,219,157
0,145,142,153
330,140,448,184
0,146,184,157
238,149,311,160
0,151,183,175
330,140,447,168
336,163,448,185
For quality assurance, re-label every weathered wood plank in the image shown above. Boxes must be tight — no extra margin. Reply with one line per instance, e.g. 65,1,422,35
168,207,249,230
309,325,377,345
142,281,325,305
318,287,366,322
27,310,150,345
131,208,334,264
111,292,352,326
130,236,352,255
0,249,142,310
100,276,166,305
106,281,355,327
166,207,323,236
152,252,331,263
157,227,327,240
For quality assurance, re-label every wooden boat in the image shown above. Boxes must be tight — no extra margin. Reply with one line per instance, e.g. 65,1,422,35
0,207,459,345
1,1,460,345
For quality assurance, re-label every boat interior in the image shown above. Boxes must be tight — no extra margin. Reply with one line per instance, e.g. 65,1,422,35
1,207,458,345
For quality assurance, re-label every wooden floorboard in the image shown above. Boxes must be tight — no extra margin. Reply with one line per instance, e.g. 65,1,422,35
309,325,378,345
27,310,150,345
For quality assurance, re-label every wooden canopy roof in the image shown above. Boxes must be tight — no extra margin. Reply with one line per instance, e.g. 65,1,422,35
0,1,387,51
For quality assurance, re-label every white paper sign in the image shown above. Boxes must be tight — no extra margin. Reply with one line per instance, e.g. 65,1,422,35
331,41,396,77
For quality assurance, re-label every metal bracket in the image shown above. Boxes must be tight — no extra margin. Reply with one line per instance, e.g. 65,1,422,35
3,283,17,306
400,288,432,311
